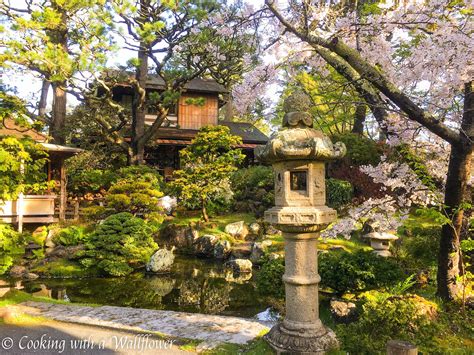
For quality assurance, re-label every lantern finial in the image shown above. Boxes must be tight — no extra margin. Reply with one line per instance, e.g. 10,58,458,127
282,90,313,128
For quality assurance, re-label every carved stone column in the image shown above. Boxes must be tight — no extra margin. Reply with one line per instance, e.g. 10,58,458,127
255,91,346,354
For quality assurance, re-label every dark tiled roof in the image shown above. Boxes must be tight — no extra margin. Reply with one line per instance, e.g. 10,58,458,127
153,122,268,145
146,76,228,94
220,121,269,144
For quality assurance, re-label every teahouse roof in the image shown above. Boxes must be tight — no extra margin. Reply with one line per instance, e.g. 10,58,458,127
0,119,48,142
1,119,83,158
151,122,268,147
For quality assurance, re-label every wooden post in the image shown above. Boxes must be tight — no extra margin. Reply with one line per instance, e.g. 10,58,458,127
59,158,66,221
387,340,418,355
17,193,24,233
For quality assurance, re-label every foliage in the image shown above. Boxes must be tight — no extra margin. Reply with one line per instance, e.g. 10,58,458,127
80,213,158,276
170,126,244,221
393,144,441,191
81,205,108,221
326,178,353,209
0,135,51,201
68,166,118,198
256,257,285,299
336,291,438,354
319,250,404,295
230,165,274,217
53,226,89,247
331,132,382,166
106,180,163,216
0,224,24,275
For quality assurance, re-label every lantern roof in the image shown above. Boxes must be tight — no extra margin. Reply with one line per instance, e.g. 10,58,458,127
255,91,346,163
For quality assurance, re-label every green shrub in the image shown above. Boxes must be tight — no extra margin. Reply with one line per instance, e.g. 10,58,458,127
319,250,404,295
106,180,163,215
54,226,89,246
68,168,118,197
231,165,274,217
326,178,353,208
256,257,285,298
0,224,24,275
82,205,108,221
331,132,382,166
80,213,158,276
337,291,438,354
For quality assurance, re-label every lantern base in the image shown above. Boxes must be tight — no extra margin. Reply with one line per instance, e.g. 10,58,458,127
264,321,338,354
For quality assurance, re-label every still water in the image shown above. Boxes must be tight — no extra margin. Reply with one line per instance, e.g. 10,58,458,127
0,257,275,319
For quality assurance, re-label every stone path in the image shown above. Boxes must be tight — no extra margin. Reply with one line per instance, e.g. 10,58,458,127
16,302,272,345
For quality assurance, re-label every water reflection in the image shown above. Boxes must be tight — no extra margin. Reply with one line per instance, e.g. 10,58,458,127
1,257,269,318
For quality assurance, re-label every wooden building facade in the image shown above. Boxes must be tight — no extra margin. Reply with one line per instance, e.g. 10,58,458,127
113,76,269,180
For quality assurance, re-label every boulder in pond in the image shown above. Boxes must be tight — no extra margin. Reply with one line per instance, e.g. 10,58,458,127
213,240,232,260
226,259,253,273
193,235,218,258
159,224,199,250
224,221,248,240
146,248,175,273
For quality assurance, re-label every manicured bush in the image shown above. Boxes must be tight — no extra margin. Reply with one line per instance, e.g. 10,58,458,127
319,250,404,295
0,224,25,275
106,180,163,216
336,291,438,354
231,165,274,217
256,257,285,299
326,178,353,209
80,213,158,276
53,225,89,246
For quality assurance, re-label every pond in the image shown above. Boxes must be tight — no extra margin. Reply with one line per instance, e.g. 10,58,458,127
0,257,278,319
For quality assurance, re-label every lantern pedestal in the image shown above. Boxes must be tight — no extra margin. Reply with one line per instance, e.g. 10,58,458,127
264,228,338,354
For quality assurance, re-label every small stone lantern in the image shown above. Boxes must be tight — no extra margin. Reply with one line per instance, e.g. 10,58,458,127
364,232,399,257
255,91,346,354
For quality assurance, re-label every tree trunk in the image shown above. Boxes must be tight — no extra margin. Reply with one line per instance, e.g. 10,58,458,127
224,93,233,121
437,81,474,300
49,4,68,145
352,103,366,134
51,81,67,144
38,80,50,119
130,40,148,165
202,200,209,222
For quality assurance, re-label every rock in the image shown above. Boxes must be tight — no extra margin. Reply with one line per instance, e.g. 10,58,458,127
250,240,273,263
264,224,281,236
230,242,253,259
45,229,56,249
226,259,253,273
224,221,249,240
23,273,39,280
9,265,27,278
213,240,232,260
193,235,218,258
330,299,358,324
248,223,261,236
146,248,175,273
159,224,199,250
328,245,344,251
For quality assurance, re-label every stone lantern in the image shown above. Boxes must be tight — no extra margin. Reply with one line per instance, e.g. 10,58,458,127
255,91,346,354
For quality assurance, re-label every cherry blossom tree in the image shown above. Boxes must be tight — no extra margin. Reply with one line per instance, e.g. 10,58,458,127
261,0,473,301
